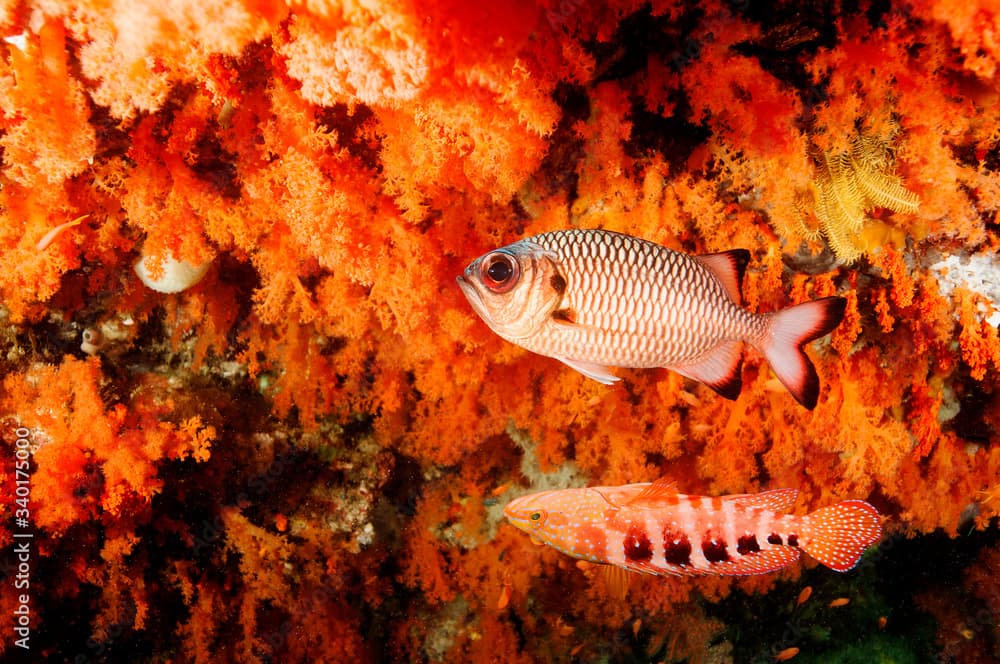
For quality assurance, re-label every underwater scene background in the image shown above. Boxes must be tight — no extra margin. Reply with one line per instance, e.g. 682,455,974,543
0,0,998,661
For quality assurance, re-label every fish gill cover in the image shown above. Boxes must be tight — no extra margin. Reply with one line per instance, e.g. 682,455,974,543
0,0,997,662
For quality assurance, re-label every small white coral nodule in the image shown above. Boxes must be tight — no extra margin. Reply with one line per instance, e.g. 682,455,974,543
134,251,211,293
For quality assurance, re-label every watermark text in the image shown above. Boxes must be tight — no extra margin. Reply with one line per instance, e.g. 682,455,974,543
11,426,34,650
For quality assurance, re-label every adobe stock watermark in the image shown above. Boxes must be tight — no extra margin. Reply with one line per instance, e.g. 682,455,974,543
10,426,34,651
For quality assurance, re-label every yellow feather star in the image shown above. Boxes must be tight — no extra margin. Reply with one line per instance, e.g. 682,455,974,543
810,132,920,263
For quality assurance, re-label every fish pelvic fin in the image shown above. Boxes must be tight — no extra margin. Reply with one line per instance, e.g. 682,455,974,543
556,356,620,385
694,249,750,305
799,500,882,572
757,296,847,409
671,339,744,400
601,564,631,599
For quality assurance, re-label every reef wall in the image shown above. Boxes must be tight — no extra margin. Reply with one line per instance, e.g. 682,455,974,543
0,0,998,661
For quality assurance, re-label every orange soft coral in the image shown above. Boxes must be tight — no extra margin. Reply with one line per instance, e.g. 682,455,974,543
954,287,1000,380
60,0,283,119
1,1,999,661
0,357,216,534
1,20,94,186
0,20,95,321
913,0,1000,79
279,6,428,107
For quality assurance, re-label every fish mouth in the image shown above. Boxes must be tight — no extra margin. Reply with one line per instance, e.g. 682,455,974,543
503,507,532,534
502,494,530,528
455,272,490,321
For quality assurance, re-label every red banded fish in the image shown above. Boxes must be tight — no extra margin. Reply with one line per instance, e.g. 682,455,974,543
504,479,881,579
456,229,846,409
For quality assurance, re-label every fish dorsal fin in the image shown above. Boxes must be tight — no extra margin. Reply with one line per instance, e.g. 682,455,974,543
625,478,679,509
694,249,750,305
601,564,631,599
556,357,620,385
591,487,619,508
725,488,798,513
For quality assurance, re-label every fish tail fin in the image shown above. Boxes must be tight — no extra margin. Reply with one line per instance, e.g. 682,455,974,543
799,500,882,571
756,296,846,409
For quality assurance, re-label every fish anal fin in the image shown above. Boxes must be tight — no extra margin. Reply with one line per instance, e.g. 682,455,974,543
601,564,631,599
694,249,750,305
620,559,663,576
626,478,679,509
557,357,620,385
726,488,799,514
671,340,743,400
708,547,801,576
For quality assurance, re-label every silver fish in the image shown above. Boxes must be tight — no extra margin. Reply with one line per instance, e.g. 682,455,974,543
456,229,845,409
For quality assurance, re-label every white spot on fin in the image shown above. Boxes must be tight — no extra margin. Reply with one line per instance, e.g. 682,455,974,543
725,488,798,513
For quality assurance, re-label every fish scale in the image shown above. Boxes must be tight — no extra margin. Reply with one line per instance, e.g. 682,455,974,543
457,228,847,408
519,230,755,366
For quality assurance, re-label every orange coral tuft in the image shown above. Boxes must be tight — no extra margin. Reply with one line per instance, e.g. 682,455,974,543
0,2,999,660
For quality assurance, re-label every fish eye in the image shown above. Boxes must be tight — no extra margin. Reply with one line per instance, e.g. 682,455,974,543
528,510,546,527
481,251,520,293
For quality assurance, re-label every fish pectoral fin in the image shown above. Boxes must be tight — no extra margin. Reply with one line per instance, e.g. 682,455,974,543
601,565,631,600
557,357,620,385
551,307,577,323
669,340,743,400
